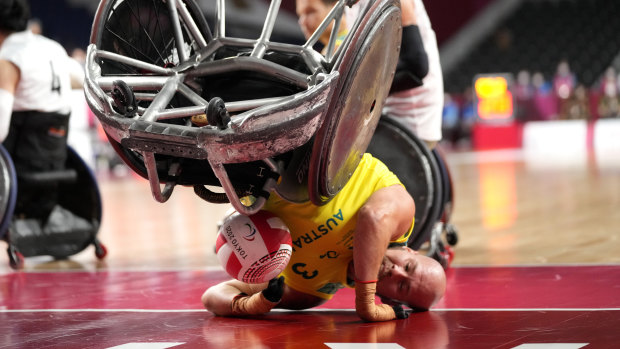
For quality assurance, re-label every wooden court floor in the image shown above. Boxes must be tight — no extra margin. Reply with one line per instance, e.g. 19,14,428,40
1,146,619,348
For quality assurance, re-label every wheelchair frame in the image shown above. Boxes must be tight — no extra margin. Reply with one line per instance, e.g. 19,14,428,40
85,0,383,215
84,0,458,267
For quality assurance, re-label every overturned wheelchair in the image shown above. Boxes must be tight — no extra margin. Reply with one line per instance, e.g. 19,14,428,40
84,0,457,266
0,145,106,269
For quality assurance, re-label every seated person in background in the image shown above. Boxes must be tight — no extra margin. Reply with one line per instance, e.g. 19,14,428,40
203,153,446,322
0,0,89,231
347,0,442,149
296,0,442,149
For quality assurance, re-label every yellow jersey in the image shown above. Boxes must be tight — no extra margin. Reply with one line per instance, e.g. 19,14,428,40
263,153,414,299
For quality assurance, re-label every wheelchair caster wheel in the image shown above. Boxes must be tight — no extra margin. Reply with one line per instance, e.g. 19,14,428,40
111,80,137,117
94,240,108,260
445,224,458,246
431,243,454,270
7,245,24,270
206,97,230,129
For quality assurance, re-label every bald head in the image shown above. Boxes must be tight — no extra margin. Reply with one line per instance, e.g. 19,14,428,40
375,246,446,310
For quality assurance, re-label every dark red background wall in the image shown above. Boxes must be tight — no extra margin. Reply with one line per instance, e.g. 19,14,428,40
424,0,496,45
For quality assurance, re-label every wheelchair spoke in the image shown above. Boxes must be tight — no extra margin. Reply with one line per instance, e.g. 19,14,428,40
152,0,167,55
103,27,156,66
123,0,168,65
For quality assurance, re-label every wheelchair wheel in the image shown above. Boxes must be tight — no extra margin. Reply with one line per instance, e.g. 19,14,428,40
58,146,103,230
433,147,454,226
9,146,105,261
366,115,443,250
308,0,402,205
91,0,213,182
0,145,17,240
92,0,211,76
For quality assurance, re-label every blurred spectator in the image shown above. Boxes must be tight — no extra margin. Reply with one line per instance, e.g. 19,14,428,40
532,71,557,120
459,87,476,147
441,93,459,145
494,27,513,52
68,47,85,88
27,17,41,34
598,67,620,118
553,59,577,118
70,47,86,65
562,84,590,120
514,69,535,122
600,67,617,96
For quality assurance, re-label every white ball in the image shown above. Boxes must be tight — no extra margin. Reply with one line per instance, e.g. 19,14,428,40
215,210,292,284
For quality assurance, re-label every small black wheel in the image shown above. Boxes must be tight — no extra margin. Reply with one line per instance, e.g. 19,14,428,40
94,239,108,259
7,245,24,270
111,80,137,117
430,241,454,270
206,97,230,129
445,224,459,246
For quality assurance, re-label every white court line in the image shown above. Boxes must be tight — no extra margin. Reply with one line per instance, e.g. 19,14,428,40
511,344,589,349
446,263,620,268
0,266,227,274
106,343,185,349
1,308,619,313
325,344,404,349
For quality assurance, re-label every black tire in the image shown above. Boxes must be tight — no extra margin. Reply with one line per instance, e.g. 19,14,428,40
0,145,17,240
367,116,443,250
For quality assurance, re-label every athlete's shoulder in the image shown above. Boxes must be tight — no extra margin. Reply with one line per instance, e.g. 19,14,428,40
357,153,391,175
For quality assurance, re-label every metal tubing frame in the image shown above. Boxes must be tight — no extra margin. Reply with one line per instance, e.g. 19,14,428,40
84,0,361,213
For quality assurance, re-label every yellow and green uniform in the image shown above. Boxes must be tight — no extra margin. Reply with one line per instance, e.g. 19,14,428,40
263,153,414,300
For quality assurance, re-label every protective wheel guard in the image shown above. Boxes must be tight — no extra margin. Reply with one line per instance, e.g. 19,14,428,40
84,0,402,214
309,0,402,205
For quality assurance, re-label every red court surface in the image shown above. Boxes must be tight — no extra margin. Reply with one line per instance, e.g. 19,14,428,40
2,133,619,348
2,265,619,348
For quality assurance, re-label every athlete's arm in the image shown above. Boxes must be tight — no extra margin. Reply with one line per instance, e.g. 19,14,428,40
0,59,20,142
353,184,415,321
202,279,270,316
391,0,428,93
354,184,414,283
202,277,326,316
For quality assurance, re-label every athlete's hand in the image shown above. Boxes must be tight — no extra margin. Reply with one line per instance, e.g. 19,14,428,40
261,276,285,303
355,281,397,322
392,304,409,319
230,276,284,315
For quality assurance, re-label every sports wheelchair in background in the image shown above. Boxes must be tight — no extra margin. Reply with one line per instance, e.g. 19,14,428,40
368,116,457,267
0,145,106,269
84,0,457,267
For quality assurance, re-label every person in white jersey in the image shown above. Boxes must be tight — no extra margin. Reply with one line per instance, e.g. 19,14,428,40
346,0,443,148
0,0,78,222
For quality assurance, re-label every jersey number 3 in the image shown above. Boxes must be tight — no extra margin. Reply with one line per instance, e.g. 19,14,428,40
292,263,318,280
